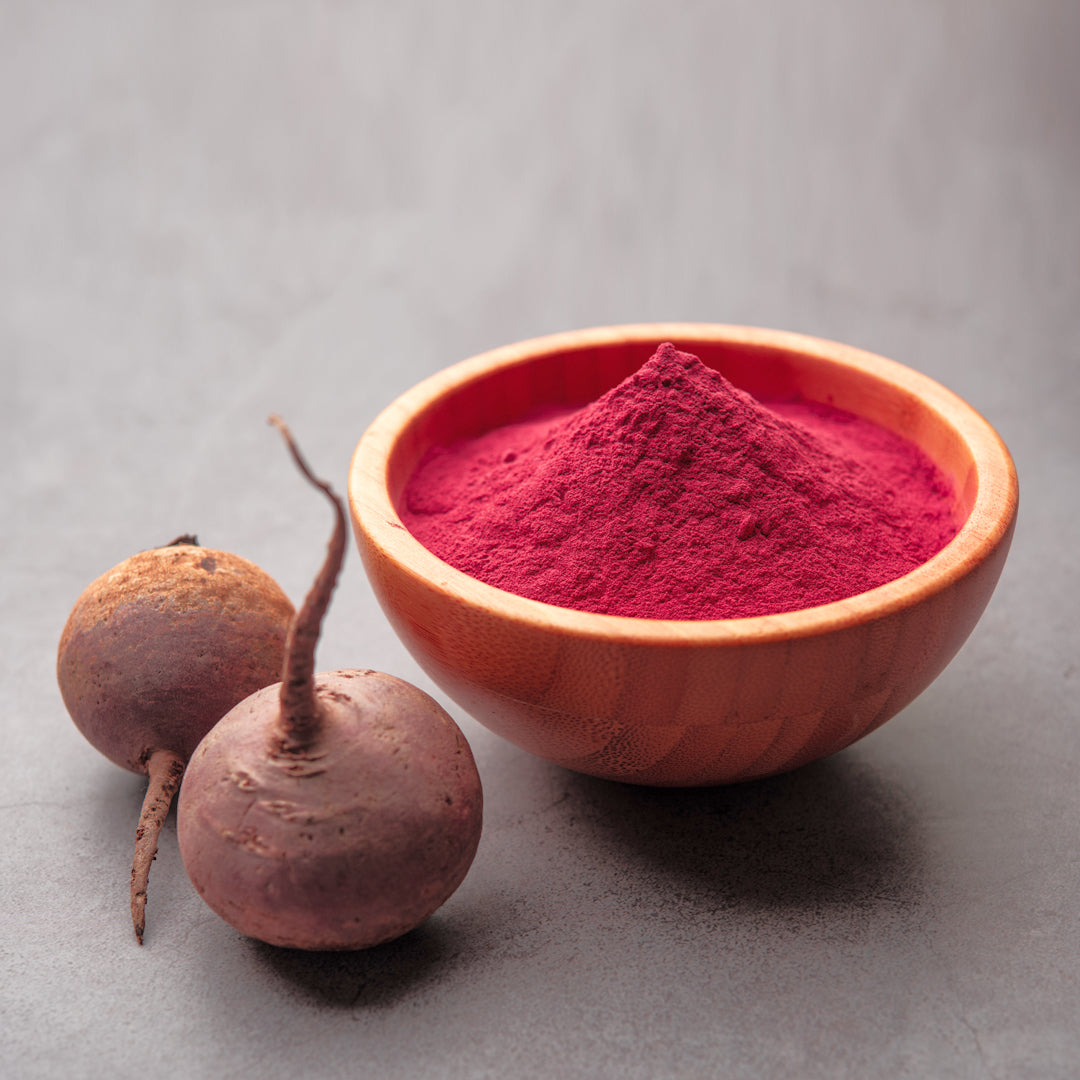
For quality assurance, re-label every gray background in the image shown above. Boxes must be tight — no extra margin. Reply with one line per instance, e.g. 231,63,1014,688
3,2,1078,1078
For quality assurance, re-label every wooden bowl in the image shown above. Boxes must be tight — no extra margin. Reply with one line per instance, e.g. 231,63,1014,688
348,325,1018,786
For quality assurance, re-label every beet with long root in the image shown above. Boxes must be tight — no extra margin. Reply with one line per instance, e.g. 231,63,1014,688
177,418,483,950
57,536,295,943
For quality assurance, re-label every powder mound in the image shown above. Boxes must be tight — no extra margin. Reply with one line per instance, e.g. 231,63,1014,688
401,343,958,619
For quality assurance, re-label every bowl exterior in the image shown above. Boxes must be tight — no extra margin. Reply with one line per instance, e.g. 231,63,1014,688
354,512,1013,786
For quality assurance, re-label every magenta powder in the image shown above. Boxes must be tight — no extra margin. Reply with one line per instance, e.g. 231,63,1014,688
400,343,958,619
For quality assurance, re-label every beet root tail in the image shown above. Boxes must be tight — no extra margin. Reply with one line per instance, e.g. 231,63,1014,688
131,748,186,944
268,414,347,754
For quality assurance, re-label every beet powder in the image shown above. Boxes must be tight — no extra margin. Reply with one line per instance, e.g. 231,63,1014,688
400,343,958,619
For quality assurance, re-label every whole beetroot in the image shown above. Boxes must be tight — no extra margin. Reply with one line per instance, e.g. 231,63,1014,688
58,536,295,943
177,418,483,950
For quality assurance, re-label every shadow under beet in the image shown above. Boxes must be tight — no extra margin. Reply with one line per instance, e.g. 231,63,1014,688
557,749,927,918
255,919,457,1008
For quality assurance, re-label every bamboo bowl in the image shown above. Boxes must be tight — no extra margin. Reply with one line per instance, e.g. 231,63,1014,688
348,325,1018,786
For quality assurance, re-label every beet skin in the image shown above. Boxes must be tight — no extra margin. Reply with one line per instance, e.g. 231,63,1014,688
58,544,294,773
177,669,483,950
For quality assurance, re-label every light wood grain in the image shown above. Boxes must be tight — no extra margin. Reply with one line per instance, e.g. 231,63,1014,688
348,325,1018,786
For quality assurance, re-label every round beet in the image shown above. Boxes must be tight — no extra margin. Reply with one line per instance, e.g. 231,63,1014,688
178,670,482,949
177,418,483,950
58,537,294,943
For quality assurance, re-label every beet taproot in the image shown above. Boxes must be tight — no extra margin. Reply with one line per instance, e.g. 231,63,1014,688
177,418,483,950
57,536,294,943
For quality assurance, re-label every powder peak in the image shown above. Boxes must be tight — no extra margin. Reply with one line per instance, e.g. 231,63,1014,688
600,341,741,412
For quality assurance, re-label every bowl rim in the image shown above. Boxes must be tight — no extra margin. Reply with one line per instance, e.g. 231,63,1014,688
348,323,1019,646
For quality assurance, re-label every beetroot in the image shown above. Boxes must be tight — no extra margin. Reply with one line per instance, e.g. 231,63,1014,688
57,536,294,943
177,418,483,950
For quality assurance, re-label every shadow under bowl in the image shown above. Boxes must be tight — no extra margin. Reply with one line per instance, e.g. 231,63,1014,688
348,324,1018,786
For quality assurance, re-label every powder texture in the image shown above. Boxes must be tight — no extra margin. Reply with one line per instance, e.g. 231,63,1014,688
401,343,957,619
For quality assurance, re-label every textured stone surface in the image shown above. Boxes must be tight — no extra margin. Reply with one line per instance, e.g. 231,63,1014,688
3,2,1078,1077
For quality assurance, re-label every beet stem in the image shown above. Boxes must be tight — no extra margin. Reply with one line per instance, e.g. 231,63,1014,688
131,748,186,945
269,415,347,753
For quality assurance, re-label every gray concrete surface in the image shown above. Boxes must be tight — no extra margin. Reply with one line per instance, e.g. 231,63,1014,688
3,2,1078,1077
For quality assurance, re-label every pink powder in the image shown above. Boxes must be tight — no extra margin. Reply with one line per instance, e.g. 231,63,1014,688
400,344,958,619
